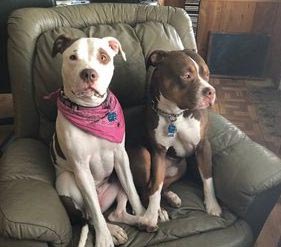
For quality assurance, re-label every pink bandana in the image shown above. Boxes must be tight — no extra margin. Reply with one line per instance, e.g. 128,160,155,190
46,90,125,143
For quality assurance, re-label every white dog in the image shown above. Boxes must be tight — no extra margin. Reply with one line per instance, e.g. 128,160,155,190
51,35,150,247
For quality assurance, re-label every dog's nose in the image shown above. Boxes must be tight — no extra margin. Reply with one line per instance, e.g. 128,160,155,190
80,69,98,82
202,87,216,97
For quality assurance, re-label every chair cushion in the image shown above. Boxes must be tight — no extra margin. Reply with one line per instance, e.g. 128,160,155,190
70,179,253,247
0,139,71,247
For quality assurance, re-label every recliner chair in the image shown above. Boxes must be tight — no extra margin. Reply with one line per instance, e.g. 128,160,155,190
1,3,281,247
0,0,56,93
0,0,56,149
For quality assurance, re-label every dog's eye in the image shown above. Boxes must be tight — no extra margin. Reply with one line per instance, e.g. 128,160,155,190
181,72,192,80
69,54,78,61
100,54,108,62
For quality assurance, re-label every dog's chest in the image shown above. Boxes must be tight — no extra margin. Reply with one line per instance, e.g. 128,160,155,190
154,115,201,157
55,112,121,182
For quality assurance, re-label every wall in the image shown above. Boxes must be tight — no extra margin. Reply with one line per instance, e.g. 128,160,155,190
196,0,281,85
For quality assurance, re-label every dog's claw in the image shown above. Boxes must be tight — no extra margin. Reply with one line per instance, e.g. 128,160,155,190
158,208,169,222
138,222,159,233
146,225,159,233
137,216,159,233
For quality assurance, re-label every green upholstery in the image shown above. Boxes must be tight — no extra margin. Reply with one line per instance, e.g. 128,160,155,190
1,3,281,247
0,0,55,93
0,139,71,247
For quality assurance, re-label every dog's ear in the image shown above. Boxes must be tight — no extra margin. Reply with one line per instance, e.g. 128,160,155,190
103,37,126,61
146,50,167,68
52,35,74,57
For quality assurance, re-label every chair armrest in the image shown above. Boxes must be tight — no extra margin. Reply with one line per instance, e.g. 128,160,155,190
0,138,71,247
208,111,281,239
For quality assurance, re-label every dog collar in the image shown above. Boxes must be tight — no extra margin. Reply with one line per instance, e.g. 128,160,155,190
151,100,188,138
58,89,109,111
151,101,185,122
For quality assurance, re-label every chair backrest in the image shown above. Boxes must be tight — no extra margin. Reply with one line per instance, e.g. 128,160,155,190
0,0,55,93
7,3,196,143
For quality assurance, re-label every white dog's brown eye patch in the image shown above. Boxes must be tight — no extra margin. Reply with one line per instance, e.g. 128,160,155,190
98,48,110,65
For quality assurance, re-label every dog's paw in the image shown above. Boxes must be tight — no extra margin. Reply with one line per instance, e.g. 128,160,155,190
138,222,159,233
158,208,169,222
95,228,114,247
107,223,128,246
164,191,182,208
137,216,159,233
205,198,222,217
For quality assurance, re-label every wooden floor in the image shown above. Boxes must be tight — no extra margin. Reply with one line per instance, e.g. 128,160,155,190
212,78,281,158
0,78,280,246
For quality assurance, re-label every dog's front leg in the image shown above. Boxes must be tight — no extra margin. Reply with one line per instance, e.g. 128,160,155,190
73,164,114,247
141,148,167,232
196,139,222,216
114,148,145,216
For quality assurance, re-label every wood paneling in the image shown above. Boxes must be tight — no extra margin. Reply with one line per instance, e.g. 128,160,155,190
197,0,281,85
158,0,185,8
252,3,278,33
219,2,256,32
196,0,221,57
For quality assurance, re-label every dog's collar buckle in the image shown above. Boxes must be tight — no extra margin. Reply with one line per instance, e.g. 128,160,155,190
168,115,177,122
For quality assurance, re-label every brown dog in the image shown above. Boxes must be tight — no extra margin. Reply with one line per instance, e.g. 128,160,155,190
128,49,222,232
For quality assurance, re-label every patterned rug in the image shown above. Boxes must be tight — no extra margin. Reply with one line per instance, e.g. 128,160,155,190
248,86,281,137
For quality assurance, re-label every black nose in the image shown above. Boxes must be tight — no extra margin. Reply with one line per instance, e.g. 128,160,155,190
80,69,98,82
202,87,216,97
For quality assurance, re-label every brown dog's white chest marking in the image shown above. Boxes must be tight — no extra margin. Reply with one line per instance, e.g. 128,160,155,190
154,94,201,157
